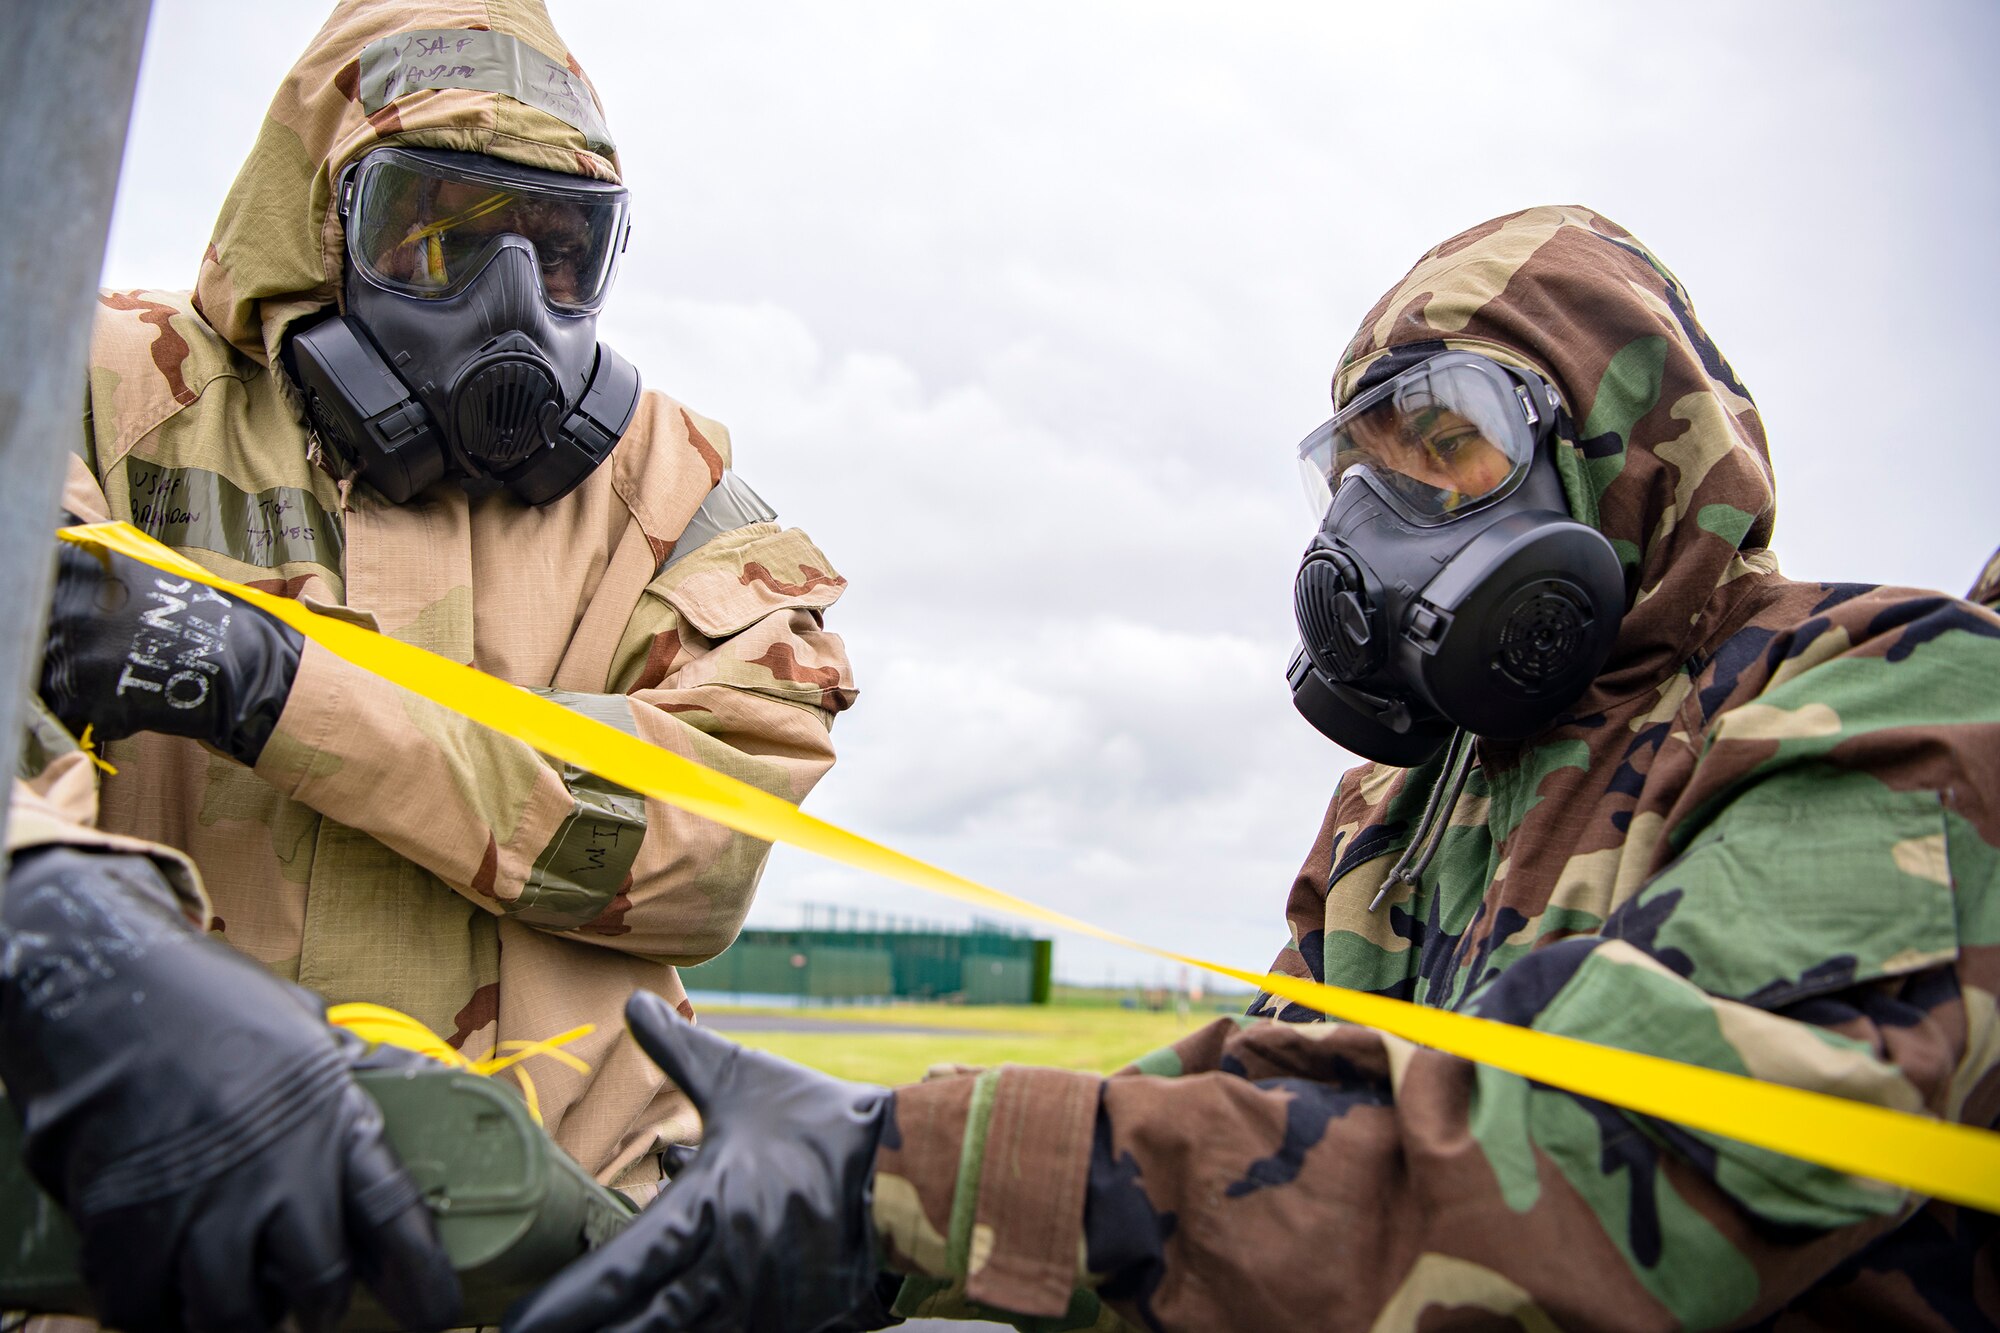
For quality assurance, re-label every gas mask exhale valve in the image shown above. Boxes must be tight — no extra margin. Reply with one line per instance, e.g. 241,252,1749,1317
285,146,642,506
1287,351,1626,766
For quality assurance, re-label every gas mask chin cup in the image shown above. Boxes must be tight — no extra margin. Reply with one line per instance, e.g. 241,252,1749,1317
1287,648,1457,768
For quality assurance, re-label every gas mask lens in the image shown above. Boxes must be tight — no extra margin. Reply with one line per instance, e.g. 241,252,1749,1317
345,147,629,313
1296,352,1545,526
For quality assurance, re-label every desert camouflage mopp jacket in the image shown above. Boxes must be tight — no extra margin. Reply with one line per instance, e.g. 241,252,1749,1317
63,0,855,1185
873,207,2000,1331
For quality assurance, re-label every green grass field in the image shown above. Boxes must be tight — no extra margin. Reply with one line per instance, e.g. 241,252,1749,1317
702,995,1244,1085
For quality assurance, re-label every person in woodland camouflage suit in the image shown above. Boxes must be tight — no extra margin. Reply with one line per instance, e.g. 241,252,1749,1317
504,206,2000,1333
6,0,857,1324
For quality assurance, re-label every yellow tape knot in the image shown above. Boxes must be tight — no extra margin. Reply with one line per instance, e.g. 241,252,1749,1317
76,724,117,776
326,1001,595,1127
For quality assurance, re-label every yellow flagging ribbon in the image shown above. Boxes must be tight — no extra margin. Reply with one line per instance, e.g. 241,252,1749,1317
326,1001,594,1126
63,521,2000,1214
75,724,117,776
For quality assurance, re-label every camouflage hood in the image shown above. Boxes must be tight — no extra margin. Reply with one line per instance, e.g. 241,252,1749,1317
1336,205,1779,706
192,0,622,369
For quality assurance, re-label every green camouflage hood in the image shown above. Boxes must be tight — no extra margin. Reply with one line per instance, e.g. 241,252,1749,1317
191,0,623,369
1336,205,1779,706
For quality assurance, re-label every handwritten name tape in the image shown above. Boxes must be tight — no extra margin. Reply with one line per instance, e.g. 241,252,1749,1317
59,521,2000,1214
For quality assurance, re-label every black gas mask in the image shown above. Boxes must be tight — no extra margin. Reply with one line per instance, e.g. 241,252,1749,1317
1288,350,1626,766
286,146,642,506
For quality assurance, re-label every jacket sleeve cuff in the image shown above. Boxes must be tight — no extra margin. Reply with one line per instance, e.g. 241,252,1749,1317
873,1065,1100,1318
255,638,359,797
7,777,211,927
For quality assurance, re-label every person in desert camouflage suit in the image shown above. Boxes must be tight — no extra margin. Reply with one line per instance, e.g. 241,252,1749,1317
503,205,2000,1333
34,0,854,1201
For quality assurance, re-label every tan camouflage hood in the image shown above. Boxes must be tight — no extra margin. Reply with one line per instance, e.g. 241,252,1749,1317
1336,205,1779,702
192,0,622,369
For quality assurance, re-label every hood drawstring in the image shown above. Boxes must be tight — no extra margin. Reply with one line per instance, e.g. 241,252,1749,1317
1369,728,1474,912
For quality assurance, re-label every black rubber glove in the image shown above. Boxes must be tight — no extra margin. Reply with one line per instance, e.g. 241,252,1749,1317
0,846,462,1333
505,990,899,1333
38,540,303,765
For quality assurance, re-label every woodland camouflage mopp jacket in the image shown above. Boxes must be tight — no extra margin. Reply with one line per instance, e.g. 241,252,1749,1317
872,206,2000,1331
55,0,856,1187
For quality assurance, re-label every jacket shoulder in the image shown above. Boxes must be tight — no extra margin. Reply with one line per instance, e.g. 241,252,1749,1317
609,388,745,557
89,288,259,463
1694,579,2000,731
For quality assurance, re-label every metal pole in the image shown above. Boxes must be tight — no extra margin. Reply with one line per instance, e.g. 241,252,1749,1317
0,0,154,857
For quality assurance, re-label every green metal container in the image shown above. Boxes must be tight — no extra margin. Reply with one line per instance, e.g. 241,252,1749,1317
0,1065,635,1329
680,925,1052,1004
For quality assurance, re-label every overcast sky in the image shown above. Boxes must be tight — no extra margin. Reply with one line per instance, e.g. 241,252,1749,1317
102,2,2000,985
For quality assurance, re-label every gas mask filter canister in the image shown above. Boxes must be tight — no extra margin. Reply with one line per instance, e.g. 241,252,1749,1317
1288,351,1626,765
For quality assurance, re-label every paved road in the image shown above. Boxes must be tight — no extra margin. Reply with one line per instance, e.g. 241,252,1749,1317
700,1011,1001,1037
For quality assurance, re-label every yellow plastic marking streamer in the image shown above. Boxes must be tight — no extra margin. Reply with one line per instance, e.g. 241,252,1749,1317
64,521,2000,1214
326,1001,595,1126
